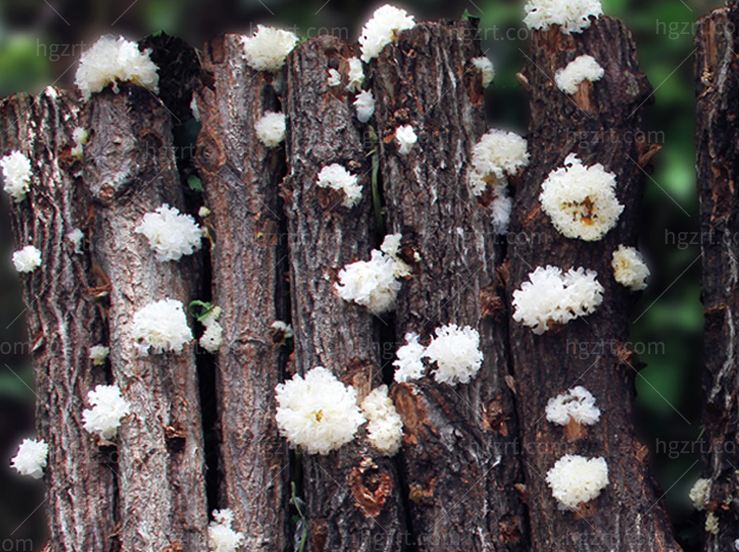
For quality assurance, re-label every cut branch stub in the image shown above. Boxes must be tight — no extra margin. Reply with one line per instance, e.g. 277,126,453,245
372,20,528,551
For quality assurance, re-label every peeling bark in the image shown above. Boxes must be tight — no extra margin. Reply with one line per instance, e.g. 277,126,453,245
0,89,117,552
372,20,528,551
282,35,407,552
695,6,739,550
194,34,290,551
507,17,681,552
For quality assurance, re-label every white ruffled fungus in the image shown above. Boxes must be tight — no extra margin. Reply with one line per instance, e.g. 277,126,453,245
1,150,32,202
512,265,604,334
423,324,483,385
354,90,375,123
705,512,719,535
470,129,530,185
555,55,605,95
71,127,89,158
82,384,131,440
12,245,42,273
359,4,416,62
271,320,294,339
199,306,224,354
134,204,203,262
67,228,84,253
198,206,211,218
316,163,362,208
393,332,426,383
208,509,244,552
327,68,342,87
611,245,649,291
10,438,48,479
689,478,710,510
471,56,495,88
336,250,401,314
242,25,299,72
275,366,365,455
380,233,412,278
546,454,609,511
491,193,513,235
395,125,417,155
131,298,193,354
89,345,110,366
539,153,623,241
546,386,601,426
75,36,159,101
361,385,404,456
523,0,603,34
347,57,365,92
255,111,286,148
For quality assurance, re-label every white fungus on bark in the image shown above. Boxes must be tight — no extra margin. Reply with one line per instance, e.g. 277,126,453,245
354,90,375,123
346,57,365,92
611,245,650,291
67,228,85,253
395,125,417,155
271,320,294,340
207,509,245,552
71,127,89,158
555,55,605,94
12,245,42,273
255,111,287,148
393,332,426,383
689,478,710,510
82,384,131,440
75,36,159,101
335,249,401,315
361,385,404,456
131,298,193,355
199,306,224,354
471,56,495,88
423,324,484,386
512,265,604,334
327,68,342,87
539,153,623,241
10,438,48,479
275,366,366,455
316,163,363,208
134,204,203,262
1,150,32,202
88,345,110,366
523,0,603,34
546,386,601,426
546,454,609,511
242,25,299,72
705,512,719,535
359,4,416,62
380,233,412,278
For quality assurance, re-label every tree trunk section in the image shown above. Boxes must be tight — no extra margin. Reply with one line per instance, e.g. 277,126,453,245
194,33,290,551
83,84,207,551
282,35,408,552
0,89,118,552
507,17,680,551
372,20,528,551
695,6,739,550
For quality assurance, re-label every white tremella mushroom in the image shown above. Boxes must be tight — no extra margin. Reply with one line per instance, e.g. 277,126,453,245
354,90,375,123
316,163,363,208
10,438,48,479
131,298,193,354
255,112,287,148
199,306,224,354
1,150,32,202
539,153,623,241
275,366,366,455
423,324,484,385
89,345,110,366
327,68,342,87
335,250,401,314
471,56,495,88
689,478,710,511
207,509,245,552
359,4,416,62
393,332,426,383
395,125,417,155
134,204,203,262
346,57,365,92
82,384,131,440
546,386,601,426
12,245,42,273
361,385,404,456
512,265,604,334
75,36,159,101
546,454,609,511
555,55,605,95
611,245,650,291
242,25,299,72
523,0,604,34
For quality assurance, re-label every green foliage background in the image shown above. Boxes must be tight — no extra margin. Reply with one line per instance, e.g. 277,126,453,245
0,0,721,549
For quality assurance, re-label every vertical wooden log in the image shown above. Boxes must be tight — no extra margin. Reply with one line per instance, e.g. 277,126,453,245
695,5,739,549
372,20,528,551
507,18,680,551
0,88,117,552
194,34,290,550
83,84,207,551
283,35,407,552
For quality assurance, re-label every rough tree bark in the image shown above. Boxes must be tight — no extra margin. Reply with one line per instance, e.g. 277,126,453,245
194,34,290,551
83,84,208,551
372,20,528,551
507,17,680,552
282,35,407,552
0,89,118,551
695,5,739,549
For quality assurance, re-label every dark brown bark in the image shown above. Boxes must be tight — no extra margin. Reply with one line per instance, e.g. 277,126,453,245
0,89,117,552
695,6,739,549
372,20,528,551
282,35,407,552
194,34,290,551
507,17,680,552
83,84,207,551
